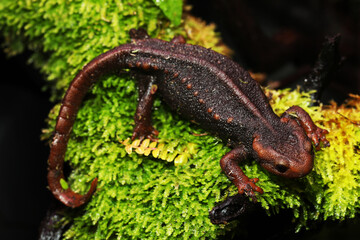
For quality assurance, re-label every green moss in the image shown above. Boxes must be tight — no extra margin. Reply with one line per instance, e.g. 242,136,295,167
0,0,184,100
1,0,360,239
152,0,183,26
314,95,360,220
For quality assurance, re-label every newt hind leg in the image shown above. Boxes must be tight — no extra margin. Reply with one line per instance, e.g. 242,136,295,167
131,74,159,141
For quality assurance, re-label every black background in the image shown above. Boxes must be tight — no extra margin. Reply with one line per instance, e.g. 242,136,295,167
0,50,52,239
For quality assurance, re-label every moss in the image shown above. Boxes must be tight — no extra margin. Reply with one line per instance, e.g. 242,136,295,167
1,0,360,239
313,95,360,220
0,0,189,100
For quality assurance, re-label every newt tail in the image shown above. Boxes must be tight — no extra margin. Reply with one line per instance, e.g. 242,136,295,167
47,29,157,208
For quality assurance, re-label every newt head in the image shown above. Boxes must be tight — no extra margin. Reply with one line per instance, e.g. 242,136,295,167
252,118,314,178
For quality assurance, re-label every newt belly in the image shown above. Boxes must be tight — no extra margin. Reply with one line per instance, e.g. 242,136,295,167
47,28,329,208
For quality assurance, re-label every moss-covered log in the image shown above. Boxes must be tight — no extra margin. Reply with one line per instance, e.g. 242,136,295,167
1,0,359,239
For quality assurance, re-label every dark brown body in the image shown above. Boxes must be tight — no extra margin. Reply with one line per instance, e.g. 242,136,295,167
48,29,329,208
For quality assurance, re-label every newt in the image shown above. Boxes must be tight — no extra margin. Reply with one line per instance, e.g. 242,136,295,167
47,29,329,208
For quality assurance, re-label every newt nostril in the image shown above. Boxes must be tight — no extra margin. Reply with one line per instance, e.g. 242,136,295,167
275,164,288,173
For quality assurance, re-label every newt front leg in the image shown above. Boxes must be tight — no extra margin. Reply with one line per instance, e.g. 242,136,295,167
220,146,264,202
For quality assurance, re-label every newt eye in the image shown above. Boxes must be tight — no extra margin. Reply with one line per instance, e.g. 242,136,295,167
275,164,288,173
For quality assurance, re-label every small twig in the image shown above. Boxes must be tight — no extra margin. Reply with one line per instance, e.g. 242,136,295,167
303,34,343,104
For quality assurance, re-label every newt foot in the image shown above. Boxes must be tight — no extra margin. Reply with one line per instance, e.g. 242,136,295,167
131,123,159,142
237,178,264,202
308,126,330,150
